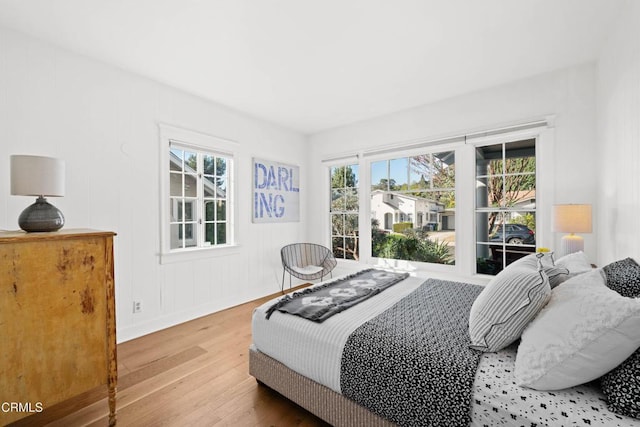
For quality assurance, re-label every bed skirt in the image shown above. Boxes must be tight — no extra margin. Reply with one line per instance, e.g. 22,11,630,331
249,348,395,427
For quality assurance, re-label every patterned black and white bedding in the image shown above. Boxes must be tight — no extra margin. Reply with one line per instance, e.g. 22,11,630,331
251,272,640,426
472,346,639,426
341,279,483,426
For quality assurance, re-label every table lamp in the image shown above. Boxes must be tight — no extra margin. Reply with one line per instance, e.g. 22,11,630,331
10,155,66,232
552,204,592,255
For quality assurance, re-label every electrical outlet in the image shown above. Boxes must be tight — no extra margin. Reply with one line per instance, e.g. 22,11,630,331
133,300,142,313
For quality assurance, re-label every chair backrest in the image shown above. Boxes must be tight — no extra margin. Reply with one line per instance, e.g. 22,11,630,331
281,243,337,271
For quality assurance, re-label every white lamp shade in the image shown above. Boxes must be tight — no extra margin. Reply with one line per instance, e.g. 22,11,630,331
552,204,592,234
10,155,65,197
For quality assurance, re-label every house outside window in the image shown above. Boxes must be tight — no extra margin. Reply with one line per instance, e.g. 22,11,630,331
330,164,359,260
475,139,536,275
370,151,455,265
160,124,236,262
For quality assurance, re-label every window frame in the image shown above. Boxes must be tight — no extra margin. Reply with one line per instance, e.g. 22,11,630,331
322,119,555,277
467,123,555,276
473,138,537,274
329,162,361,260
363,142,460,272
159,124,239,264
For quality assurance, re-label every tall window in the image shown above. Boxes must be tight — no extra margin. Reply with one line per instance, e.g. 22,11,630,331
169,144,231,250
370,151,455,265
475,139,536,275
330,164,359,260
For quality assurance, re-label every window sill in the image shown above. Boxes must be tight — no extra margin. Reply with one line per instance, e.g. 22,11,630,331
159,244,241,264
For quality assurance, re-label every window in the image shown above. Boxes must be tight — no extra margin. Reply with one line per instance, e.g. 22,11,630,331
370,151,455,265
330,164,359,260
323,120,550,274
169,146,230,249
475,139,536,275
160,124,236,261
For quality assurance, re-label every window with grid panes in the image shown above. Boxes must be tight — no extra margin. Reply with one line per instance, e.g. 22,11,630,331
330,164,359,260
169,144,231,250
475,139,536,275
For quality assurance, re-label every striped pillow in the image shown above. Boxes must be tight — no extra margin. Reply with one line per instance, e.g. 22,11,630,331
511,253,569,288
469,262,551,352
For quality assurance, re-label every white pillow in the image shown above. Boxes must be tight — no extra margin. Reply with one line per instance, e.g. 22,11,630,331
556,251,592,275
515,268,640,390
469,261,551,352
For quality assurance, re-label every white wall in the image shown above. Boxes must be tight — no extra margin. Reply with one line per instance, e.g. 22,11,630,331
0,28,308,342
4,10,631,341
308,63,599,272
596,1,640,266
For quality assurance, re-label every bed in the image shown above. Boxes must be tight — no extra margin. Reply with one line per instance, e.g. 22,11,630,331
250,256,640,427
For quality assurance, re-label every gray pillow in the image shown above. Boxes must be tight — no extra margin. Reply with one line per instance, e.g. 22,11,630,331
603,257,640,298
469,259,551,352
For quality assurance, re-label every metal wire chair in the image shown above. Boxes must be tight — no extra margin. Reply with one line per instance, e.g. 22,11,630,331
280,243,337,291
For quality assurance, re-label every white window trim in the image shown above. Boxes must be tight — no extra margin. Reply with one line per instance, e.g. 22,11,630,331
466,122,555,277
327,159,362,261
159,123,239,264
321,117,555,278
362,141,462,273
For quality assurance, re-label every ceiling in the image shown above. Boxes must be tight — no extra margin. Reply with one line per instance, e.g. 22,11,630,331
0,0,627,134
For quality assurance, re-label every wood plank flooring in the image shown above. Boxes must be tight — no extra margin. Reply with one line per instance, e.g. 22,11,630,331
11,286,330,427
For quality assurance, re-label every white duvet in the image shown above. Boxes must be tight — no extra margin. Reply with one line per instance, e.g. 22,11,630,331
251,274,424,393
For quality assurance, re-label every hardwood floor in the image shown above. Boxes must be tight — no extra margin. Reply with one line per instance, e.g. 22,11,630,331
11,286,329,427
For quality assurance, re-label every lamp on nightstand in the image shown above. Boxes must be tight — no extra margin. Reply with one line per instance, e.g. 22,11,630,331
552,204,592,255
10,155,66,232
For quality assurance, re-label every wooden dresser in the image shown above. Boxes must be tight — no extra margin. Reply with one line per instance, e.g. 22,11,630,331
0,229,117,426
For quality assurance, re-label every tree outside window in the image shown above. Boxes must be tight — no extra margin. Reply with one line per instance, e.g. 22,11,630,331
330,165,359,260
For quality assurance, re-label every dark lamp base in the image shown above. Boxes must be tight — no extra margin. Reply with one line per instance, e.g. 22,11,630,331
18,196,65,232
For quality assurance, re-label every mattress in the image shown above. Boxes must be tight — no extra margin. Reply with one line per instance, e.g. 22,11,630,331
252,273,640,426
